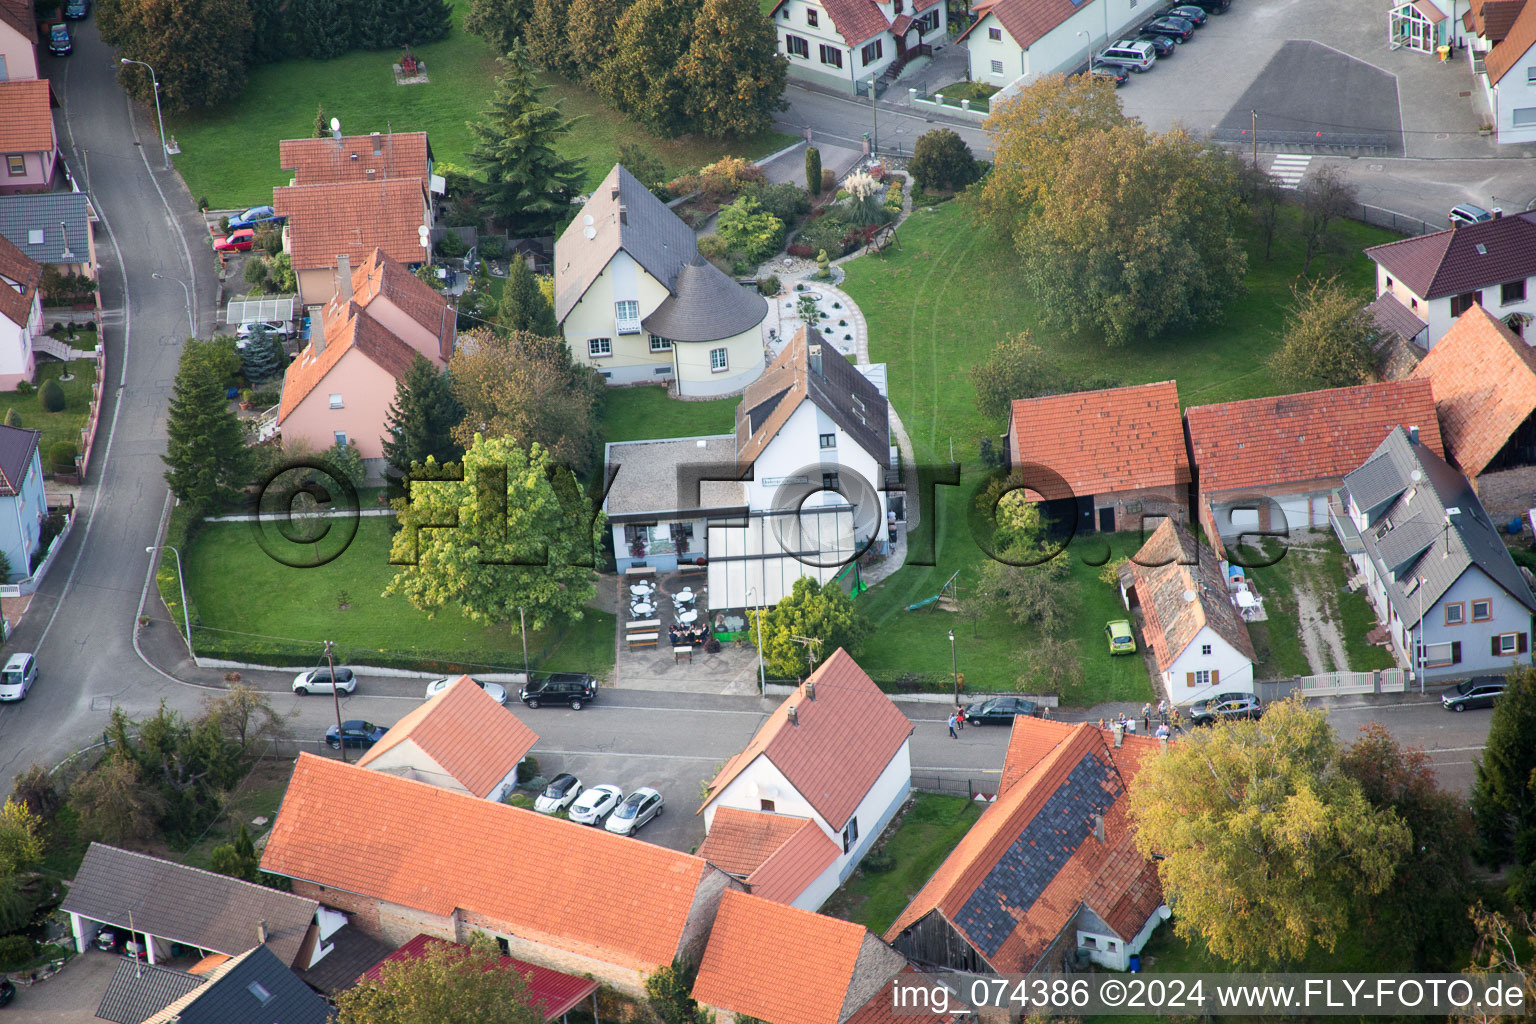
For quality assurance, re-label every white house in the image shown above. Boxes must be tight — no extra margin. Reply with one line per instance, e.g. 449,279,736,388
1460,0,1536,142
1331,425,1536,681
1120,519,1258,706
768,0,946,95
697,649,914,911
957,0,1146,88
1365,211,1536,349
557,165,768,397
0,424,45,581
0,228,42,390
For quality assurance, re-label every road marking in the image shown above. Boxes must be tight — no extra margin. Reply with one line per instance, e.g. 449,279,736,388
1422,745,1486,754
1269,154,1312,189
913,766,1002,774
535,748,725,762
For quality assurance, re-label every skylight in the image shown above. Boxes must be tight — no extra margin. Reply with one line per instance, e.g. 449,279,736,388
26,230,43,245
248,981,273,1004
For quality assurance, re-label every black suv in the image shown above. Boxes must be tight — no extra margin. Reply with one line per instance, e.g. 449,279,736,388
520,673,598,710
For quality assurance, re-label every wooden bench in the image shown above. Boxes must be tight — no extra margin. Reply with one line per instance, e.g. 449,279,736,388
674,646,693,663
627,632,659,647
627,618,660,632
624,565,656,577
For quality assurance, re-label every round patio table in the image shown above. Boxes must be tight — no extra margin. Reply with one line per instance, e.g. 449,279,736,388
629,583,654,596
677,610,699,625
632,602,655,617
676,589,696,604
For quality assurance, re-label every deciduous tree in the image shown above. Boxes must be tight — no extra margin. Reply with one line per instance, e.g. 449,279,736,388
337,932,545,1024
0,799,43,879
384,435,603,632
100,0,253,109
1128,698,1410,966
497,256,557,335
463,0,533,57
679,0,787,138
1268,276,1378,391
605,0,703,137
202,683,290,755
1301,163,1357,274
1473,666,1536,911
567,0,633,83
383,355,465,482
163,339,252,513
524,0,575,74
748,577,870,679
971,331,1063,422
908,128,980,193
70,758,164,846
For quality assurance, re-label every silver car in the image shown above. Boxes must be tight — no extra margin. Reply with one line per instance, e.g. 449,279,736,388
425,676,506,705
605,787,663,835
292,666,356,695
568,784,623,825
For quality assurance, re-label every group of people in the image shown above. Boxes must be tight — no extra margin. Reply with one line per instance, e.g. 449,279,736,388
669,623,710,646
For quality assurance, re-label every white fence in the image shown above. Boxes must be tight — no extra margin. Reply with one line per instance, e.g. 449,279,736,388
1256,668,1411,701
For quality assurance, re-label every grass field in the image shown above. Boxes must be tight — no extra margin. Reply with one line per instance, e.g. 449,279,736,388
840,200,1400,702
167,0,795,209
600,386,739,444
1,358,96,457
181,516,615,677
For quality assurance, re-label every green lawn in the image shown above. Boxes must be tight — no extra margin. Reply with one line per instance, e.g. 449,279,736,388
1,358,96,457
167,0,795,209
600,386,739,444
839,201,1400,703
821,794,981,935
179,516,615,677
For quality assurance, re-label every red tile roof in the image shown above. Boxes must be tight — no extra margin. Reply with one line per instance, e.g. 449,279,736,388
278,131,432,186
956,0,1093,48
1470,0,1525,38
885,722,1164,973
1410,304,1536,476
0,80,55,153
1487,0,1536,81
744,818,841,905
999,716,1079,796
273,179,428,271
355,676,538,798
1184,380,1443,494
340,246,455,361
698,807,816,876
1125,520,1257,672
699,649,913,831
693,890,889,1024
261,755,722,972
358,934,598,1020
1365,212,1536,300
0,228,42,330
277,304,419,423
1010,381,1190,498
1366,292,1429,341
812,0,892,45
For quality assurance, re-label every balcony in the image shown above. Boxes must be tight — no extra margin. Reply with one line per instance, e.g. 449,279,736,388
1329,496,1364,556
616,316,642,335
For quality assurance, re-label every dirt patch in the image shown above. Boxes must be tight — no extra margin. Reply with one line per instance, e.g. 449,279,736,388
1284,549,1350,673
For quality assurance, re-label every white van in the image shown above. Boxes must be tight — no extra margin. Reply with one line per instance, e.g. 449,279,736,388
0,653,37,701
1097,40,1157,71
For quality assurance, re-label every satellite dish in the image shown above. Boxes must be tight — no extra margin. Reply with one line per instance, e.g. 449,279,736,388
1410,469,1423,483
583,214,594,226
330,117,341,132
583,225,597,240
1182,589,1197,603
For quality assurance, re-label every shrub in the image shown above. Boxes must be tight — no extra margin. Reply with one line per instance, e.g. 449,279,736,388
758,274,781,296
242,256,269,288
787,243,817,259
14,380,33,396
665,172,702,198
47,440,78,474
218,215,230,234
805,146,822,196
909,128,981,192
746,182,810,225
3,409,18,427
0,935,36,969
714,197,786,264
38,377,65,412
821,168,836,194
698,156,767,204
436,232,468,259
478,236,506,260
197,197,209,211
253,228,282,256
862,847,896,873
516,755,540,784
248,387,281,407
794,209,853,256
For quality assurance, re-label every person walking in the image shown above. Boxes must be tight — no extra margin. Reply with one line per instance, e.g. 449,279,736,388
955,704,966,732
947,712,958,739
1142,703,1152,732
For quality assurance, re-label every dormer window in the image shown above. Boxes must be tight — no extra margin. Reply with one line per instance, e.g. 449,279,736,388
807,8,818,25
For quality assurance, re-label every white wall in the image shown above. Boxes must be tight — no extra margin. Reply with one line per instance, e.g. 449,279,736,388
774,0,895,91
706,754,831,835
1377,254,1536,348
836,739,911,882
1161,626,1254,705
969,0,1152,86
1496,45,1536,144
749,401,888,529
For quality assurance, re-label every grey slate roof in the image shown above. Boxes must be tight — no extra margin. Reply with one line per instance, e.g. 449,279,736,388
95,960,204,1024
297,925,393,995
0,192,93,266
141,945,332,1024
1366,292,1428,340
603,435,747,519
0,424,40,496
555,164,698,322
642,259,767,343
1341,426,1536,626
61,843,318,968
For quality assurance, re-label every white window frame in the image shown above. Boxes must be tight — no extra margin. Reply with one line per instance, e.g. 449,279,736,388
649,335,673,352
990,59,1005,75
1192,669,1211,685
1515,106,1536,127
1472,599,1493,621
710,347,728,372
1498,632,1520,654
5,154,24,177
615,300,641,334
333,431,348,446
588,337,612,358
329,393,344,409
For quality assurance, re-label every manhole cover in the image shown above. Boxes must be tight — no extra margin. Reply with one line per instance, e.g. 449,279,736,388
1370,164,1384,171
1436,133,1451,140
1460,91,1472,97
90,695,114,711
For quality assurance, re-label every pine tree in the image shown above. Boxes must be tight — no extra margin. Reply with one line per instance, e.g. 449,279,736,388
398,0,452,45
313,104,329,138
239,333,283,384
1473,666,1536,911
382,354,465,482
805,146,821,196
524,0,575,76
679,0,787,138
567,0,632,85
291,0,354,57
163,339,252,513
604,0,702,137
463,0,531,56
249,0,292,64
497,257,557,335
466,42,587,236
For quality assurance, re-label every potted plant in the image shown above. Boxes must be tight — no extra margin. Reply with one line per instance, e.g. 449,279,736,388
239,388,253,410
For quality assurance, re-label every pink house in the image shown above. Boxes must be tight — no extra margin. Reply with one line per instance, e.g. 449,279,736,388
0,80,56,194
0,229,42,389
276,247,455,471
0,0,39,83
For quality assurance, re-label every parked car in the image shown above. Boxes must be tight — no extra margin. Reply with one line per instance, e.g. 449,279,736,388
1448,203,1496,227
1142,16,1195,41
0,653,36,701
568,784,623,825
1441,675,1506,712
1089,62,1129,86
1183,0,1230,12
534,773,583,814
64,0,89,18
47,22,71,54
425,676,507,705
1166,5,1209,25
292,666,357,695
213,228,256,252
236,320,293,339
1097,39,1157,70
325,720,386,749
1135,32,1176,56
1105,620,1137,655
0,978,13,1006
964,696,1040,725
1188,692,1262,725
605,786,663,835
519,673,597,710
228,205,285,231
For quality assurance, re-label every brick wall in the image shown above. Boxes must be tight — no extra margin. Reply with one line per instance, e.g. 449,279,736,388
286,881,456,947
291,881,382,936
1097,485,1188,533
1474,465,1536,527
677,868,743,967
456,909,650,997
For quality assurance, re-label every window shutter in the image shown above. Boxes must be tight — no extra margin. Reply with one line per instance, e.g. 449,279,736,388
1185,672,1195,687
1492,636,1501,657
1211,669,1219,685
1520,633,1529,654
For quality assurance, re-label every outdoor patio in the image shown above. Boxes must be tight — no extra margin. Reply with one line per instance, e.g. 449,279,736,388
1225,563,1269,623
616,569,764,694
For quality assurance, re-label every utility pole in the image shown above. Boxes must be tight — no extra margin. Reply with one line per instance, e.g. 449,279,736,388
325,640,347,764
1251,110,1258,168
518,606,529,682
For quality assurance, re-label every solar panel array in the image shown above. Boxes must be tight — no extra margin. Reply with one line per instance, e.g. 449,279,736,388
953,751,1122,958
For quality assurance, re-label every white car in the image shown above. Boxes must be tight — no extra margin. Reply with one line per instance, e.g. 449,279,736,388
534,773,583,814
292,666,357,695
568,784,623,825
605,787,663,835
425,676,506,705
236,320,293,339
0,652,36,701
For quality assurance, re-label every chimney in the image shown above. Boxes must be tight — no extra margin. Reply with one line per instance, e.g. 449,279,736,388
1409,425,1419,446
371,131,382,155
787,705,798,726
1494,209,1504,219
619,205,628,225
366,167,376,180
1112,722,1124,748
610,184,621,201
257,920,268,946
808,344,823,378
1092,814,1106,843
337,253,353,303
804,680,815,700
1159,735,1169,753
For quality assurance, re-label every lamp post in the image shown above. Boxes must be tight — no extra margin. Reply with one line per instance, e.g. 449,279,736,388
1077,29,1090,70
747,586,766,696
145,545,191,655
119,58,169,171
518,606,529,682
868,78,878,156
948,628,958,704
152,272,194,338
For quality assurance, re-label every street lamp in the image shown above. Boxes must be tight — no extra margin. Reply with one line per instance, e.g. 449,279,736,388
747,586,766,696
120,58,169,171
948,628,958,704
152,272,194,338
145,545,191,655
867,78,878,156
1077,29,1090,69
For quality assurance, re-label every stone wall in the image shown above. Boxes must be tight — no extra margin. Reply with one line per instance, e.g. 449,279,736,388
1473,465,1536,528
457,909,651,997
291,881,382,936
1096,485,1189,534
677,867,742,967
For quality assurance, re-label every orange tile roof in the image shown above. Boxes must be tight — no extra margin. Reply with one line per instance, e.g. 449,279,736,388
1410,304,1536,477
338,246,455,361
0,229,41,329
843,968,963,1024
1471,0,1525,38
999,716,1079,796
278,131,431,186
277,304,419,423
885,723,1164,973
766,0,892,45
0,80,55,154
692,890,879,1024
1483,5,1535,85
273,179,427,271
699,649,913,831
1125,519,1257,672
355,676,538,798
744,819,841,905
1185,380,1443,494
698,808,815,876
261,754,719,972
1010,382,1190,499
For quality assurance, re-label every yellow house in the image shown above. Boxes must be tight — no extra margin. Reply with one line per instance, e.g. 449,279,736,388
556,165,768,397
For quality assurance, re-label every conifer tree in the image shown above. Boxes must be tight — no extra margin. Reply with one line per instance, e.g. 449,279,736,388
497,257,557,335
382,354,465,481
163,340,251,512
524,0,575,75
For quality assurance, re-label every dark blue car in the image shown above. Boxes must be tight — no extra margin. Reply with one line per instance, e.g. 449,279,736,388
64,0,89,19
228,205,286,231
325,720,386,749
47,23,71,55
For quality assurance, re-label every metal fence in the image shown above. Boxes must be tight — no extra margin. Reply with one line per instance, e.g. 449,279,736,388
1349,201,1434,237
911,771,999,801
1209,126,1395,155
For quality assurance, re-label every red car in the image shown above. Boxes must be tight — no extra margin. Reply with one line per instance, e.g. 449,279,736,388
213,227,255,252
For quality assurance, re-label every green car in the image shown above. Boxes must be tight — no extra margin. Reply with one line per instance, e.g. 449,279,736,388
1105,619,1137,655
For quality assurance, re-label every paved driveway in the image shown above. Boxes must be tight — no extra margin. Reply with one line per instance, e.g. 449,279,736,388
4,950,122,1023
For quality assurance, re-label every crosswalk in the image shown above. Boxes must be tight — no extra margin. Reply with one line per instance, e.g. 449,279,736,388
1267,154,1312,190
